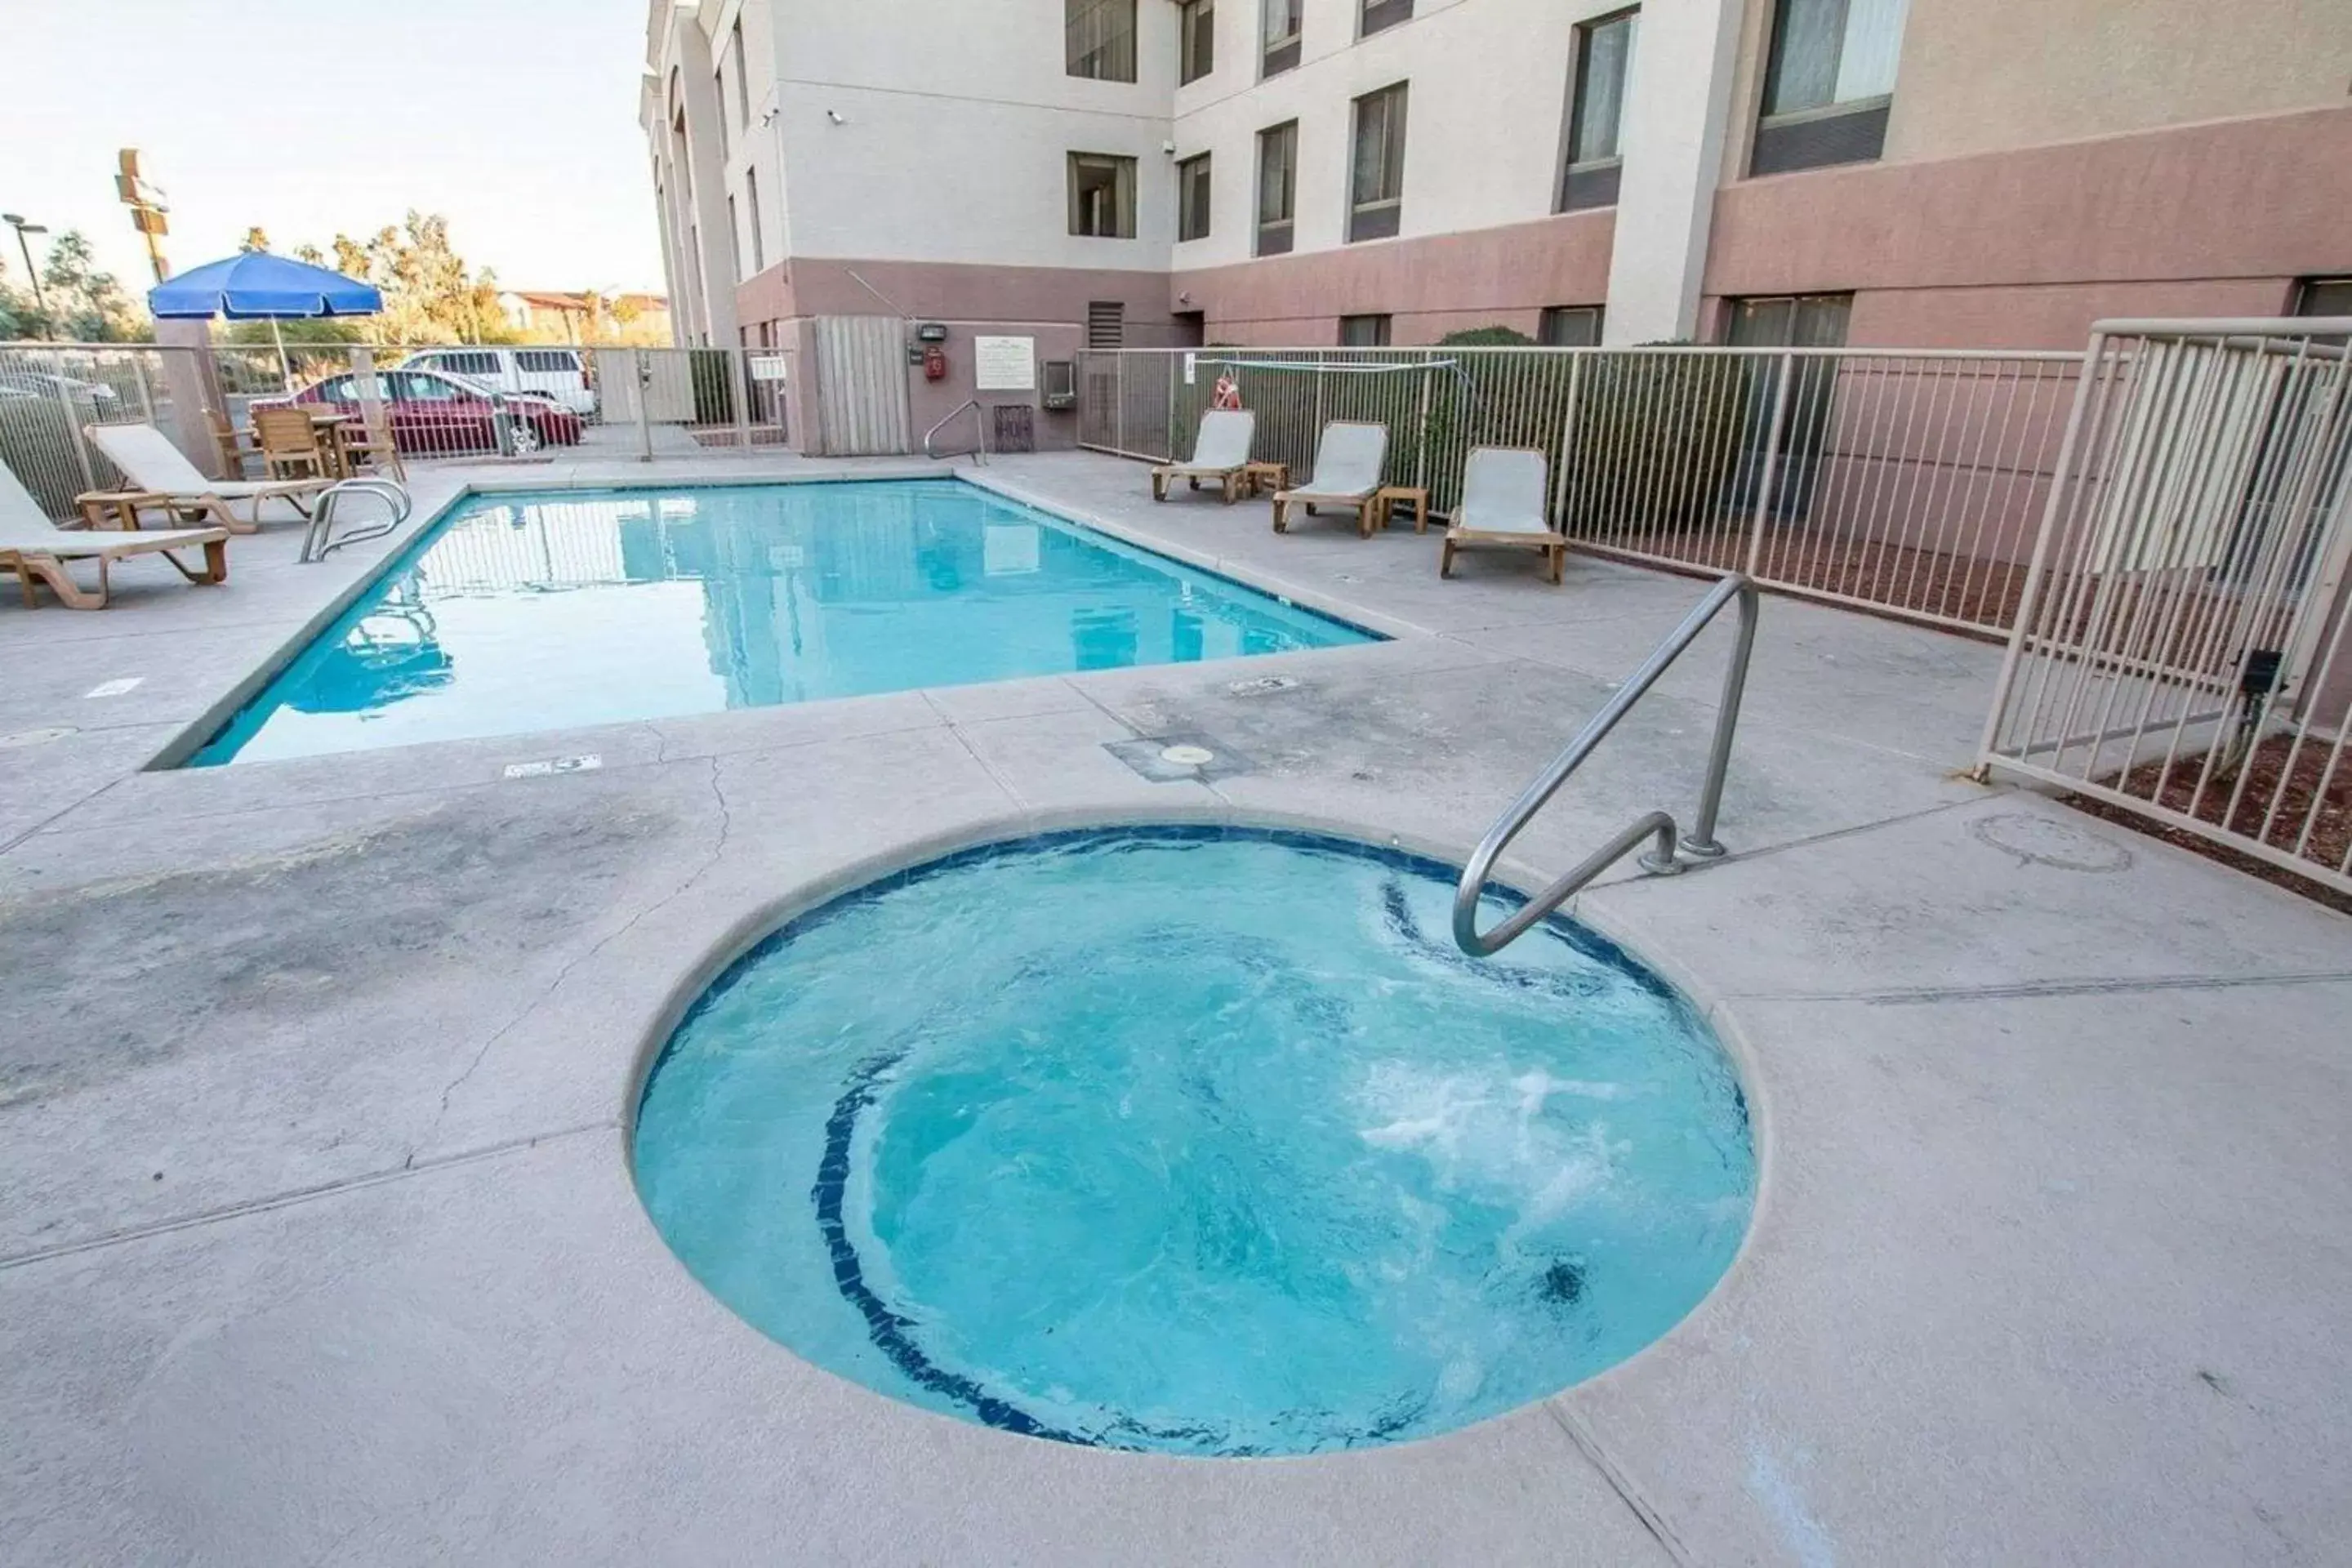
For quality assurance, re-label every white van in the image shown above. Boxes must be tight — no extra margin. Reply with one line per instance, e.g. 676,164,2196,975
401,347,596,416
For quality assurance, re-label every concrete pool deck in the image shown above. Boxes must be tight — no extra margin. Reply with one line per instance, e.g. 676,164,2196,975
2,450,2347,1566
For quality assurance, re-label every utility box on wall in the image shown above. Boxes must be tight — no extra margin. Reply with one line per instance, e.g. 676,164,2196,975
1040,359,1076,411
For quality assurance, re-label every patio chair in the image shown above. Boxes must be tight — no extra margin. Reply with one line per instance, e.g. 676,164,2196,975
1441,447,1566,584
1150,409,1255,503
252,405,332,482
209,414,261,479
85,423,327,533
0,461,228,611
338,402,407,483
1272,421,1389,537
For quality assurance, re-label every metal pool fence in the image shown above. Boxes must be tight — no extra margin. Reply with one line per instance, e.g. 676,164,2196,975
1979,317,2352,898
1076,344,2083,636
0,343,214,517
0,341,797,517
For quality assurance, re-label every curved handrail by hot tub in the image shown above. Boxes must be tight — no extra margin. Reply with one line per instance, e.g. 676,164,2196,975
298,478,413,564
1453,572,1759,956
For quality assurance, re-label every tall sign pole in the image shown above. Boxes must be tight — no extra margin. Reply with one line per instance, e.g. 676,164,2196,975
116,149,171,284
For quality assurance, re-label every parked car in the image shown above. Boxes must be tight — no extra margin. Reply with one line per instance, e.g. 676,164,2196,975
260,368,584,456
399,346,596,416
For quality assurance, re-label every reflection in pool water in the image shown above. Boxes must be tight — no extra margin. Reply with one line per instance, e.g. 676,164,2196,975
190,480,1372,765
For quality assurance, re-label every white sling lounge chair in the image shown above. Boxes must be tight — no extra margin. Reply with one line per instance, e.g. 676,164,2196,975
1151,410,1256,503
1272,421,1389,537
0,461,229,610
85,423,327,533
1441,447,1565,584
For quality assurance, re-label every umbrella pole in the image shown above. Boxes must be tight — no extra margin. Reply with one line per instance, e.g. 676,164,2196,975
270,317,292,391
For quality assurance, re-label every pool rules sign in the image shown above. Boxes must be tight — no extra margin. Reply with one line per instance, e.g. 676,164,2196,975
973,336,1036,393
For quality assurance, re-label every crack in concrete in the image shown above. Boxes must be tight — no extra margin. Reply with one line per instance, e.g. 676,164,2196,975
0,1119,615,1272
403,755,737,1169
1742,968,2352,1007
1545,1401,1699,1567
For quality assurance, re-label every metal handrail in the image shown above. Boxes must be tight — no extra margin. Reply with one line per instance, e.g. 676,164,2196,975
299,478,413,563
923,398,987,462
1453,573,1760,956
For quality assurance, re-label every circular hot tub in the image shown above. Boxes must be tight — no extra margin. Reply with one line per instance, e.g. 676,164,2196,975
633,827,1753,1456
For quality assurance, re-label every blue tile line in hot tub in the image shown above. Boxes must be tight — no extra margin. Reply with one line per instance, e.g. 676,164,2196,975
187,479,1378,767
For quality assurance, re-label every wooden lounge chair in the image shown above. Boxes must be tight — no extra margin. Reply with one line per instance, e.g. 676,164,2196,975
1441,447,1566,584
1272,421,1389,537
84,423,327,534
1151,409,1255,503
0,461,228,610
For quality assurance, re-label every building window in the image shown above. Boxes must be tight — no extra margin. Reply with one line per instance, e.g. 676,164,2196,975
1723,292,1852,347
713,68,730,158
1262,0,1302,76
1179,0,1215,84
1069,153,1138,238
1539,305,1604,347
2294,277,2352,318
746,167,765,274
1752,0,1909,176
1361,0,1413,38
728,194,743,282
1339,314,1392,348
1177,154,1213,242
1088,301,1127,348
1348,83,1408,244
730,18,750,131
1256,121,1297,256
1558,9,1636,212
1067,0,1138,82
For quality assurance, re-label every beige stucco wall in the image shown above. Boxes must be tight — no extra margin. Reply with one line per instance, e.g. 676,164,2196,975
1884,0,2352,163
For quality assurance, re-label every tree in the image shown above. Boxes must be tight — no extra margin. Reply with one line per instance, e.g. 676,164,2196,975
38,232,149,342
240,227,271,254
309,212,516,346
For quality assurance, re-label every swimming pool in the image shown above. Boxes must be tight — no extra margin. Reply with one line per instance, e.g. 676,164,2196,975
189,480,1373,766
634,828,1755,1456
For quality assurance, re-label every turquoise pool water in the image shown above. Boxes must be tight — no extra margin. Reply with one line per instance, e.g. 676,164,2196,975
190,481,1371,766
634,829,1755,1457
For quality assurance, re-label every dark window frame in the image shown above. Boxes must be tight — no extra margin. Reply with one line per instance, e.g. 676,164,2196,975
1539,305,1605,348
1360,0,1414,38
1338,314,1392,347
1749,0,1907,176
1557,8,1637,213
1348,82,1409,244
1256,120,1298,256
1177,152,1213,243
1179,0,1216,85
730,17,749,131
1068,151,1139,238
1066,0,1139,82
746,167,765,273
1261,0,1303,77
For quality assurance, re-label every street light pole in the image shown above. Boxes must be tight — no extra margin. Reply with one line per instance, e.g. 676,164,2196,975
2,214,51,322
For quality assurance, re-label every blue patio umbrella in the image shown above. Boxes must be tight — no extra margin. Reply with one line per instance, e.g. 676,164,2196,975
149,251,382,387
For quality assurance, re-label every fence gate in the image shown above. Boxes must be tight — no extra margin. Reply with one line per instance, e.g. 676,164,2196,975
1979,316,2352,895
809,315,911,457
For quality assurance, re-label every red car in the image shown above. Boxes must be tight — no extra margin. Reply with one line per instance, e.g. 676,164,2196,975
261,367,585,456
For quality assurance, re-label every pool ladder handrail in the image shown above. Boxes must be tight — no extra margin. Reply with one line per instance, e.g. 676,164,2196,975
1453,572,1760,956
924,398,988,464
298,478,414,564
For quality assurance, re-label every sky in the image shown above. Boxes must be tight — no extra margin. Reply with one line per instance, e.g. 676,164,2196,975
0,0,665,301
